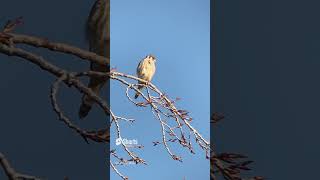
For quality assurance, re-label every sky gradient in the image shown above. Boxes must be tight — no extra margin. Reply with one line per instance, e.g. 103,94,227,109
0,0,210,180
110,0,210,179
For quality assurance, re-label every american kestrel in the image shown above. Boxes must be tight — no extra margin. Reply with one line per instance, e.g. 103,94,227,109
79,0,110,118
134,55,157,99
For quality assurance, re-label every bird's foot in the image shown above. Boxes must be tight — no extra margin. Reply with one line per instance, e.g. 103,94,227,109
145,81,151,86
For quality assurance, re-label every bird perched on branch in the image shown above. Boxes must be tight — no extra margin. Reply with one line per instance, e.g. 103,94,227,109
134,55,157,99
79,0,110,118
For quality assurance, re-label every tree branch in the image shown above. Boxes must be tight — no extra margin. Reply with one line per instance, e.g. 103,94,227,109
4,33,109,67
0,24,210,179
0,152,41,180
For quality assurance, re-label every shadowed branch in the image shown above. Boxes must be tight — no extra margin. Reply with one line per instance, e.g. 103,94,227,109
0,152,41,180
0,18,210,179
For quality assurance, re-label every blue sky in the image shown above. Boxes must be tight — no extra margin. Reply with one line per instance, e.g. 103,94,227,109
2,0,319,179
110,0,210,179
0,0,209,179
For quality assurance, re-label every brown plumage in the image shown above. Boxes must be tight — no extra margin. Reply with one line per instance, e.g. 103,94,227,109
134,55,157,99
79,0,110,118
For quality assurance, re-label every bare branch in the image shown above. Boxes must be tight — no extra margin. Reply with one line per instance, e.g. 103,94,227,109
210,115,263,180
51,75,110,143
1,33,109,67
110,160,128,180
0,152,41,180
0,25,210,179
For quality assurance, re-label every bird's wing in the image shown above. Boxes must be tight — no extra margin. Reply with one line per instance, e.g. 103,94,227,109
86,0,109,57
79,0,109,118
138,58,152,80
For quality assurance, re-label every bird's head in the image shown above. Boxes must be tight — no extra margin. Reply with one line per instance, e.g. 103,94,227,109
146,54,156,63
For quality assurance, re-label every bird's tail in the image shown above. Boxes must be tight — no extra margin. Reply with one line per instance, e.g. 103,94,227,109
79,77,105,119
134,84,144,99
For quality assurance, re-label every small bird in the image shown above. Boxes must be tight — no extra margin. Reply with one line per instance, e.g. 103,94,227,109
79,0,110,118
134,55,157,99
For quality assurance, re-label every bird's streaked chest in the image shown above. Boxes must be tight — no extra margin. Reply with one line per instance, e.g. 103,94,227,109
137,59,156,80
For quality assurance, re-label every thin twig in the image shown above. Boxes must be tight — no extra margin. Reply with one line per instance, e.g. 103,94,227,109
0,152,41,180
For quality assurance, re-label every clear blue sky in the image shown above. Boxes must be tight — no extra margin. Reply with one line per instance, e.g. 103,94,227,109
2,0,319,179
0,0,209,179
110,0,210,179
